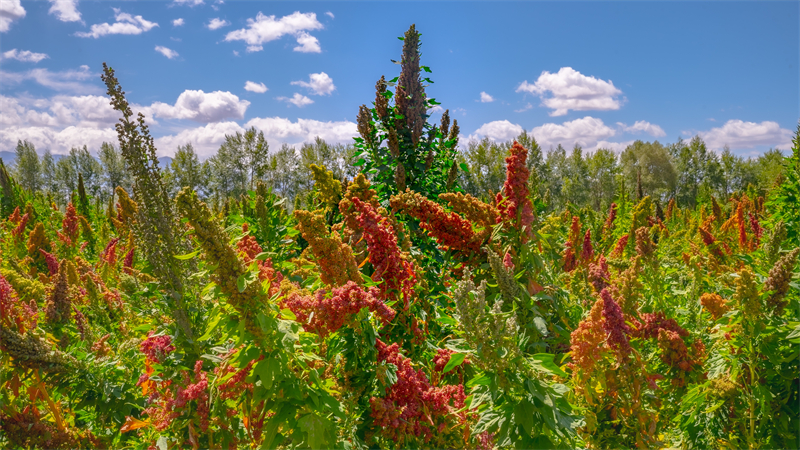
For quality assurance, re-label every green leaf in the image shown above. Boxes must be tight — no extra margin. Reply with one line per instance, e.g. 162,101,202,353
531,353,568,377
435,316,457,326
254,357,281,389
786,323,800,342
421,65,432,73
298,413,332,450
198,314,223,341
515,400,535,436
237,274,246,293
459,162,469,173
533,316,549,336
173,250,200,260
467,373,492,388
353,158,366,167
280,308,297,321
442,352,466,374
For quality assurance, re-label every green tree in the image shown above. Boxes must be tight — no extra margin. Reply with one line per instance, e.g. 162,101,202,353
41,149,58,199
542,144,569,209
755,148,786,192
457,137,509,200
587,148,619,211
562,144,590,207
620,140,677,203
263,143,303,205
99,142,130,201
669,136,722,207
13,140,41,192
166,143,207,197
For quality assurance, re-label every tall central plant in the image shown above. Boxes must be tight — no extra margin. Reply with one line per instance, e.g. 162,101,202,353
355,25,461,202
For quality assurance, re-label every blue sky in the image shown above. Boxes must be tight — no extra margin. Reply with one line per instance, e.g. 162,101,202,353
1,0,797,159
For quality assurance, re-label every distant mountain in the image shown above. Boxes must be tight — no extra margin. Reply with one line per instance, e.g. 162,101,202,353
159,156,173,167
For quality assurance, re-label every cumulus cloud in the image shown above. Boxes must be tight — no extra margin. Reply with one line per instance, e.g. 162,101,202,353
291,72,335,95
76,8,158,38
594,140,635,153
617,120,666,137
517,67,623,116
0,0,26,33
278,93,313,107
155,46,179,59
479,92,494,103
293,32,321,53
697,120,793,151
244,81,267,93
173,18,184,26
244,117,357,147
154,121,243,158
532,116,617,150
224,11,323,53
2,49,49,63
206,17,229,30
143,90,249,122
0,65,100,94
467,120,524,142
0,94,121,154
48,0,82,23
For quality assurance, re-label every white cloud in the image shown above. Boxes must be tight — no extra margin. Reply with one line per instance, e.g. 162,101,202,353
48,0,82,23
468,120,524,142
173,18,184,26
173,0,204,6
617,120,666,137
244,81,267,93
698,120,793,151
0,94,120,154
293,32,321,53
143,90,249,122
479,91,494,103
594,140,635,153
429,105,444,114
532,116,617,150
76,8,158,38
0,65,100,94
0,0,26,33
224,11,323,53
155,46,179,59
291,72,335,95
206,17,229,30
516,67,623,116
278,93,313,107
154,121,243,158
244,117,357,147
325,11,334,19
2,49,49,63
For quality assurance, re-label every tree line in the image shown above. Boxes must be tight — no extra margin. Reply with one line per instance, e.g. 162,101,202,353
3,129,786,214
